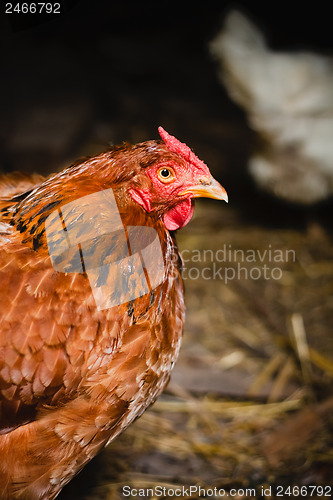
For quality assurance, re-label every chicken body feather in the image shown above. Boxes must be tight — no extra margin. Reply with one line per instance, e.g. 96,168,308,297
0,130,226,499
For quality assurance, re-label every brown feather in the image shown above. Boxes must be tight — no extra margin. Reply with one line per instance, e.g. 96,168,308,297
0,139,186,499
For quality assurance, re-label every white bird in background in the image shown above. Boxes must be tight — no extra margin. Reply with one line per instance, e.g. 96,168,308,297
210,9,333,204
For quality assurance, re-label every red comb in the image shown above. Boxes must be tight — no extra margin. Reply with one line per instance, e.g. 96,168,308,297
158,126,209,174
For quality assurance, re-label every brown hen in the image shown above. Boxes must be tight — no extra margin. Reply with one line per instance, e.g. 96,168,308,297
0,127,227,499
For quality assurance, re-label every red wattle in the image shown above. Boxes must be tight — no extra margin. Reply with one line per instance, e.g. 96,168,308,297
163,199,195,231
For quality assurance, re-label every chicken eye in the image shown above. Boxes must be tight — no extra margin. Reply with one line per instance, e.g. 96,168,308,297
160,169,171,178
157,167,175,183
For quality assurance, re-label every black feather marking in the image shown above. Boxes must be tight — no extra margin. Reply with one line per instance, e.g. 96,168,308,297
16,219,28,233
29,214,49,235
127,301,134,318
17,198,43,216
78,243,86,275
34,200,60,217
32,232,44,251
149,290,155,307
11,189,35,202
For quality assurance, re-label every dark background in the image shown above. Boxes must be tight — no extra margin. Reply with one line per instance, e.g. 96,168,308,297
1,1,333,178
1,1,333,224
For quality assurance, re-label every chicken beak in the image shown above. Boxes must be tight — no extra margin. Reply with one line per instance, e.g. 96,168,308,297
180,177,228,203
